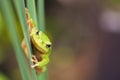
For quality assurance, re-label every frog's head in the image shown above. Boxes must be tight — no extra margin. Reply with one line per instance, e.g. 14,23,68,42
31,28,52,54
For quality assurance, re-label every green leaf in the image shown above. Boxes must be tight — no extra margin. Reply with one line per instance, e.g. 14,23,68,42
0,0,32,80
0,0,48,80
13,0,37,79
37,0,45,31
26,0,38,28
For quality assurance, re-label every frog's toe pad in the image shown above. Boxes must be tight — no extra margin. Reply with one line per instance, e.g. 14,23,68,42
31,63,39,68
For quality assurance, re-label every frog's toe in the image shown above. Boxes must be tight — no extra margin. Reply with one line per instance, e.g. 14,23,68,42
31,63,39,68
31,55,38,63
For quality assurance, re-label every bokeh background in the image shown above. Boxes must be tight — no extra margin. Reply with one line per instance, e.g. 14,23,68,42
0,0,120,80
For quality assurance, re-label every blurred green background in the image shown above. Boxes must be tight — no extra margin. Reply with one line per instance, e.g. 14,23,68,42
0,0,120,80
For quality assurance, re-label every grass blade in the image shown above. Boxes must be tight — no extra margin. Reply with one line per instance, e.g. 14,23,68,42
0,0,32,80
37,0,48,80
13,0,37,80
37,71,48,80
26,0,38,28
37,0,45,31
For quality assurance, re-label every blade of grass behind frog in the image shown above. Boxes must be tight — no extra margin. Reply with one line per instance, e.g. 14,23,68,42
26,0,38,28
37,0,45,31
37,0,48,80
13,0,37,80
0,0,32,80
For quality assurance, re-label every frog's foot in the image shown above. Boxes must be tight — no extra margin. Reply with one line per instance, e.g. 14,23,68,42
31,55,39,68
31,63,39,68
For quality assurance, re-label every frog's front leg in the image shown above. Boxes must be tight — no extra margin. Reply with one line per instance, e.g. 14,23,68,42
32,57,49,72
32,56,49,68
38,56,49,67
31,55,39,68
31,55,39,64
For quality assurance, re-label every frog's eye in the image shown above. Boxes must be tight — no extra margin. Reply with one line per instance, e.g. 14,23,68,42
46,44,51,48
36,31,39,35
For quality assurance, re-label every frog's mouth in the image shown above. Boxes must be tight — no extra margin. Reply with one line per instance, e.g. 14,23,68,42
31,37,46,54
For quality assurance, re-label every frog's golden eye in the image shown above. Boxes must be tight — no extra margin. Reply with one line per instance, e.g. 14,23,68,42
36,31,39,35
46,44,51,48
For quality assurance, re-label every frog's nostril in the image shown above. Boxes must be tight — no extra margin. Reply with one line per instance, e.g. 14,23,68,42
46,44,51,48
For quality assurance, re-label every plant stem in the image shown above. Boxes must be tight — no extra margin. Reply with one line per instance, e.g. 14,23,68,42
37,0,48,80
37,0,45,31
13,0,37,80
26,0,38,28
0,0,32,80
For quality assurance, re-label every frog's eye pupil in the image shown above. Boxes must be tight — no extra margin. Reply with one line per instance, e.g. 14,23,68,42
36,31,39,35
46,44,51,48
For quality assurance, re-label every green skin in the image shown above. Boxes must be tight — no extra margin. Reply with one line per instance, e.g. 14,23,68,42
30,27,52,70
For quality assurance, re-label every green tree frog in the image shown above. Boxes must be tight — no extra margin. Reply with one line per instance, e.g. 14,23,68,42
22,8,52,74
